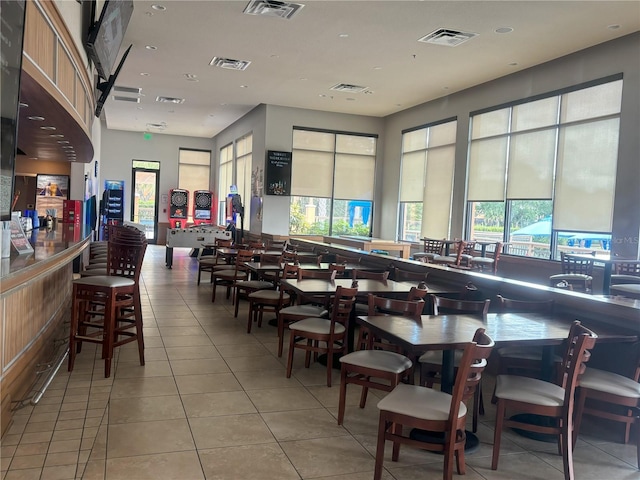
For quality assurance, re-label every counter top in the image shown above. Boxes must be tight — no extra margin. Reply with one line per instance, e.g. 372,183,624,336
1,223,91,292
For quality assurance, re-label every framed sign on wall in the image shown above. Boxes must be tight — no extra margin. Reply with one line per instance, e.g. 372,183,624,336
265,150,292,196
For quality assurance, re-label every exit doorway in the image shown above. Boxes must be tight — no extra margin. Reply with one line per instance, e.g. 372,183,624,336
131,160,160,243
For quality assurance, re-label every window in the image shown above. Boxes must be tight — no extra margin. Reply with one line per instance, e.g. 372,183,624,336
467,78,621,258
218,143,233,225
398,120,457,242
290,129,376,236
235,134,252,230
178,149,211,224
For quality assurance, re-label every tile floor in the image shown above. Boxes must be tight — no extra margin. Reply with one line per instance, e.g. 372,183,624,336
1,245,638,479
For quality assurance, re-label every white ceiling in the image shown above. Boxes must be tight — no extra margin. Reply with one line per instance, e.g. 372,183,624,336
104,0,640,138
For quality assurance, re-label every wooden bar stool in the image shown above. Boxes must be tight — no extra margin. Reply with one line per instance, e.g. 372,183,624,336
68,230,147,378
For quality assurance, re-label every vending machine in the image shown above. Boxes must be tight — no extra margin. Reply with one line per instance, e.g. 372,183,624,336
169,189,189,228
192,190,214,225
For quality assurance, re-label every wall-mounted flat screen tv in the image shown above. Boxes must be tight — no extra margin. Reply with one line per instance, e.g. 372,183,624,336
86,0,134,80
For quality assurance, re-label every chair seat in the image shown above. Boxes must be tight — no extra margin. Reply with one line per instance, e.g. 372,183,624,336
236,280,274,290
289,317,345,335
340,350,412,374
248,290,290,302
214,270,247,280
610,274,640,284
496,346,563,362
549,273,593,281
73,276,135,288
280,304,328,317
579,368,640,398
610,284,640,296
432,255,457,264
377,383,466,421
413,252,438,260
495,374,565,406
471,257,495,265
199,257,218,266
418,349,464,366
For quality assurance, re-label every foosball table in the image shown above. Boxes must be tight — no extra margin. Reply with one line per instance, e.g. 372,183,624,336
165,226,232,268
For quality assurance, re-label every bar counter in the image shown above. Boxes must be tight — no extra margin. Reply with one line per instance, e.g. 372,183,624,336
0,224,91,435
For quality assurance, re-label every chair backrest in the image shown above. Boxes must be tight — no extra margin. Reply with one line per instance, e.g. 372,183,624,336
392,267,428,283
281,250,297,263
298,268,337,281
234,249,255,272
281,262,299,280
328,263,347,278
259,253,282,265
495,295,554,314
431,294,490,315
215,238,233,248
107,239,147,283
614,261,640,276
448,328,495,424
351,269,390,281
248,240,266,250
335,254,360,264
560,252,594,275
557,321,597,408
328,286,358,332
407,284,429,301
461,240,477,256
422,238,444,255
367,294,424,320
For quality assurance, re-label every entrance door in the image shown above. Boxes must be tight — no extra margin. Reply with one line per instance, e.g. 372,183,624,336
131,161,160,243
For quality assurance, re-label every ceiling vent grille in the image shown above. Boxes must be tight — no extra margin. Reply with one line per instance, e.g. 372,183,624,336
209,57,252,71
243,0,304,19
418,28,478,47
330,83,369,93
113,96,140,103
156,96,185,104
113,86,142,94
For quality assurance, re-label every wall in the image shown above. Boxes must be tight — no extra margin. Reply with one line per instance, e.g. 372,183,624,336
100,128,214,223
380,33,640,258
212,104,385,237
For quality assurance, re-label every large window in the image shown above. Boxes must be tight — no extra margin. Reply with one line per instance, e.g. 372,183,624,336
290,129,376,236
218,143,233,225
235,133,252,230
178,149,211,224
398,119,457,242
467,78,622,258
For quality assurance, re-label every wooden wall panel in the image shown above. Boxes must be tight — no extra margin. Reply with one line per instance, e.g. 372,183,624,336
56,45,75,107
76,76,86,121
24,2,55,79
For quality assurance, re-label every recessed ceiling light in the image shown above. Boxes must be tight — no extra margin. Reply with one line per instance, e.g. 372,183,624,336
57,140,70,144
29,157,38,160
270,54,279,58
40,126,56,130
299,77,307,81
508,62,518,66
140,72,150,76
495,27,513,34
145,45,157,50
50,134,64,138
137,106,143,110
339,33,349,38
240,85,248,88
373,66,382,70
151,4,166,11
608,24,621,30
28,116,45,121
346,98,355,101
19,102,28,108
319,94,326,98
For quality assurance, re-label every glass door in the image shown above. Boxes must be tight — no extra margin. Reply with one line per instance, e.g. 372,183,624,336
131,160,160,243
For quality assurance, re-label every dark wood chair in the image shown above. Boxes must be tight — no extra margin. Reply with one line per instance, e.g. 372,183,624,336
419,294,491,432
470,242,503,274
391,266,429,283
431,240,468,267
492,321,597,480
337,294,424,425
286,285,358,387
549,252,594,293
611,261,640,286
246,266,293,334
335,254,361,264
211,249,253,303
574,342,640,469
69,229,147,378
413,238,445,262
197,238,233,285
374,329,494,480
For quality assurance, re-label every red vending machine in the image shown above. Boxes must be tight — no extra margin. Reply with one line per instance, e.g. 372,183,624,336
192,190,214,225
169,189,189,228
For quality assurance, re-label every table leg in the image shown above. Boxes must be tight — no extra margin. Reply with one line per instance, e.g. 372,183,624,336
602,262,613,295
165,247,173,268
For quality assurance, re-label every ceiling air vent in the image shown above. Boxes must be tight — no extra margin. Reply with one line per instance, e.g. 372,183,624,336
418,28,478,47
330,83,369,93
243,0,304,19
113,96,140,103
209,57,252,71
113,86,142,94
156,96,185,104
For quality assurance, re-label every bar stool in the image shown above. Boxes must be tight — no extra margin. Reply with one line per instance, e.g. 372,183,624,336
68,228,147,377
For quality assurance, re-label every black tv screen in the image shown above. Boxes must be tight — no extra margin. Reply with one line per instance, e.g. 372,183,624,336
86,0,134,80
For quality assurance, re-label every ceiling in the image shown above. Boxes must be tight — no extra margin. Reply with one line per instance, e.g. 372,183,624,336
98,1,640,139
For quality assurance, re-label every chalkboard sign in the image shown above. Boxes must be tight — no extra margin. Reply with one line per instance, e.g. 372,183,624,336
265,151,292,196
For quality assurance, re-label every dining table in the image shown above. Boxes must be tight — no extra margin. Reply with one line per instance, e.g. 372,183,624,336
357,312,638,450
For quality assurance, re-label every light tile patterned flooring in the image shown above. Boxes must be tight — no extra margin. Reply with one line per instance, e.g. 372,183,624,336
1,245,638,479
